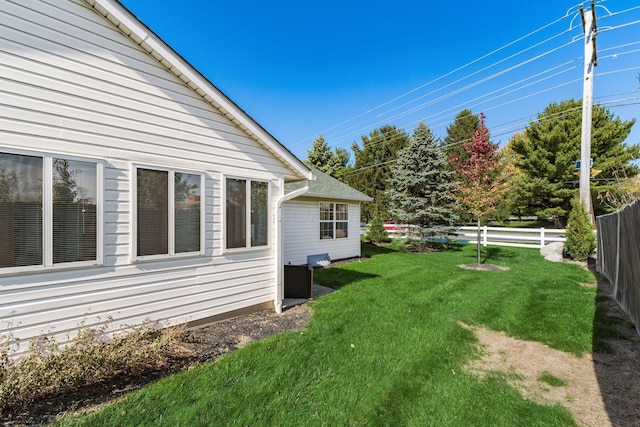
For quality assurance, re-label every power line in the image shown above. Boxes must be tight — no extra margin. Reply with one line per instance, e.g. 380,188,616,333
322,32,582,147
323,39,582,149
335,94,640,180
333,55,640,157
290,10,577,148
300,8,640,166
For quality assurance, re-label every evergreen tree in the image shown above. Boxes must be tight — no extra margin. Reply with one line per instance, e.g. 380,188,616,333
305,134,349,177
345,125,410,222
443,109,480,169
386,122,458,250
364,217,390,244
565,198,596,261
510,99,638,226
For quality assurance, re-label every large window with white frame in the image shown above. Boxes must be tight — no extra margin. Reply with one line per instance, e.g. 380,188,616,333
135,167,202,258
319,202,348,240
225,178,269,250
0,151,100,271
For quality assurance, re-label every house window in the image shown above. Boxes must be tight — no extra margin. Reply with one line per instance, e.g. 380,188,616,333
53,159,98,263
0,152,99,270
225,178,269,250
136,168,202,258
319,202,348,240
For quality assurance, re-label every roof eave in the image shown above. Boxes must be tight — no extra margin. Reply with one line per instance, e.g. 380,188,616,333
84,0,312,182
301,192,373,202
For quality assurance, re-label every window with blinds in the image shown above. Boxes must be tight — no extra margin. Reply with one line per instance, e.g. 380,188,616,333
0,152,98,270
225,178,269,250
53,159,97,263
136,168,202,258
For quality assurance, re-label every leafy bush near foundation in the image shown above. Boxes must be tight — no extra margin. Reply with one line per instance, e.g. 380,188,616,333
0,320,191,411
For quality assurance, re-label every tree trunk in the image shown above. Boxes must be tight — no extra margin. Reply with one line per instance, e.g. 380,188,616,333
476,217,481,265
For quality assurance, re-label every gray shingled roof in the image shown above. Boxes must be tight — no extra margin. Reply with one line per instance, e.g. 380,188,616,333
285,167,373,202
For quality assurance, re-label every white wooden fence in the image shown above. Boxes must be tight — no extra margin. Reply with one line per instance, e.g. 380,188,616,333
455,226,566,249
362,226,566,249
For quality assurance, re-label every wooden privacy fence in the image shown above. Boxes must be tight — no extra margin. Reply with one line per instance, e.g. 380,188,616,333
597,199,640,335
362,225,566,249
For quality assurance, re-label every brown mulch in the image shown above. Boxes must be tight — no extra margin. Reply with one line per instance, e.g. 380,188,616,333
1,304,312,426
458,263,510,271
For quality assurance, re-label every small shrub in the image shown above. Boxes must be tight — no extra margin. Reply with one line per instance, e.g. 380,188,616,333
565,198,596,261
365,217,390,244
0,320,193,411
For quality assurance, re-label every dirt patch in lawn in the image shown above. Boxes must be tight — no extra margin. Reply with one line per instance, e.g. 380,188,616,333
465,324,610,426
464,273,640,427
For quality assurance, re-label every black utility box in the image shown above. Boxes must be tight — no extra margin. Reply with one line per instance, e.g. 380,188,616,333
284,265,313,298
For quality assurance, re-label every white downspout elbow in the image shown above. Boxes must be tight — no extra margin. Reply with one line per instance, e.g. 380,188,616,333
274,181,310,314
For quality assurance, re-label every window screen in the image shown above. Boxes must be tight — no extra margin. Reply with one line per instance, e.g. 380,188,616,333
0,153,43,267
137,168,169,256
175,172,201,253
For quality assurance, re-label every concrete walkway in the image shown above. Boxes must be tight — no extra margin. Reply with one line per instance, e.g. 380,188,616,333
282,284,335,309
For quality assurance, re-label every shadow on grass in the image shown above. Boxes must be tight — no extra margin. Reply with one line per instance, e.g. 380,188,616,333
483,247,517,263
361,242,399,257
459,245,518,264
588,258,640,426
314,267,379,290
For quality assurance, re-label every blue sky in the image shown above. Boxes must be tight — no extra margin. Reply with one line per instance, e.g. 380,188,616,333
120,0,640,162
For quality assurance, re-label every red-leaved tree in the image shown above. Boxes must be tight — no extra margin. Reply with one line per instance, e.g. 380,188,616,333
451,112,514,264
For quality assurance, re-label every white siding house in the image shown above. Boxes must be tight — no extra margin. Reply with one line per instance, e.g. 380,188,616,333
283,169,372,266
0,0,312,347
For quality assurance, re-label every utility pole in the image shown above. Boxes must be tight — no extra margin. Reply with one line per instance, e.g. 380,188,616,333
580,1,597,223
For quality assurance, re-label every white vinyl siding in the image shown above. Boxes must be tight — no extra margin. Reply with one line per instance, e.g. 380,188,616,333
283,198,362,266
0,0,293,350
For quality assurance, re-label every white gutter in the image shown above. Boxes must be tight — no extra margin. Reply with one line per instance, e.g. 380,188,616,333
274,180,310,313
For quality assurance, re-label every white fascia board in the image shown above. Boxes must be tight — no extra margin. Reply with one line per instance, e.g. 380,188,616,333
85,0,312,181
302,192,373,202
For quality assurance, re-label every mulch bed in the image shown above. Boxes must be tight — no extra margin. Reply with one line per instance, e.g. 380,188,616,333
1,304,312,426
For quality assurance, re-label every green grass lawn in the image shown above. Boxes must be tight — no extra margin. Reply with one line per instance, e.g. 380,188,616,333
58,243,597,426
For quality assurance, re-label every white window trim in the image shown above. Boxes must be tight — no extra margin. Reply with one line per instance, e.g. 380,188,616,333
318,201,349,241
132,165,205,262
223,175,271,253
0,149,104,275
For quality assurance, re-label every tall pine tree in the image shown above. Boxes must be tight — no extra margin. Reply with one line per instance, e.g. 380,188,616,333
386,122,458,250
509,99,638,225
305,134,349,177
346,125,410,221
443,109,480,169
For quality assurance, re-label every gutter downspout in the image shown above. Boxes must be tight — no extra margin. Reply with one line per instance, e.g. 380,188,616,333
274,180,310,314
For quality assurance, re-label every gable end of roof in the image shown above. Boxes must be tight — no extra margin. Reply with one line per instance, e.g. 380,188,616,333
83,0,311,181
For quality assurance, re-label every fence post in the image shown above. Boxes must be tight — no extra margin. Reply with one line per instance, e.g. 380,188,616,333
614,211,620,297
540,227,545,248
483,225,488,247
